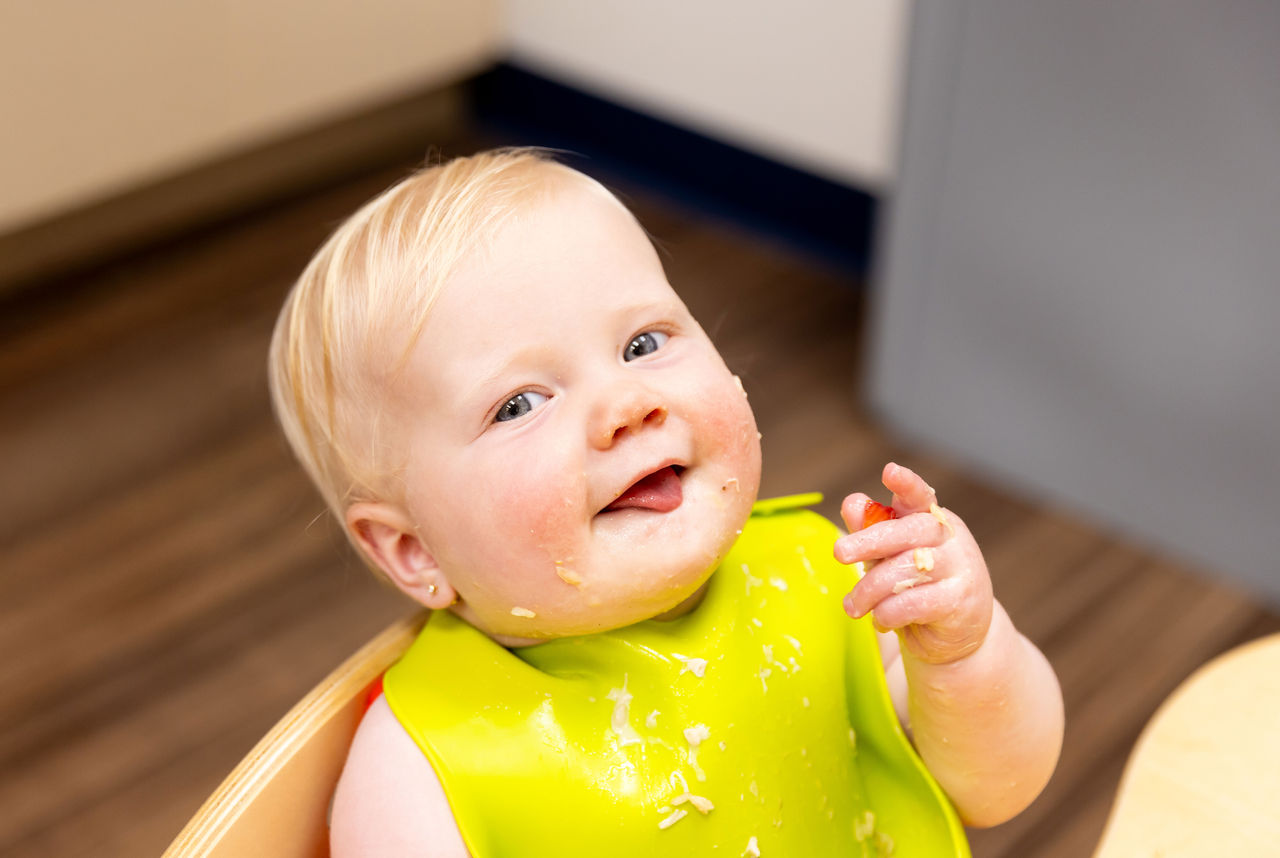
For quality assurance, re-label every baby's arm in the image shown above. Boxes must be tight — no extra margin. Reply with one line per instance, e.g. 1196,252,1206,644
330,696,470,857
833,463,1064,827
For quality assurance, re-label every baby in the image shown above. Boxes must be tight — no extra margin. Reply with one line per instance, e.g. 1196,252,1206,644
268,149,1063,857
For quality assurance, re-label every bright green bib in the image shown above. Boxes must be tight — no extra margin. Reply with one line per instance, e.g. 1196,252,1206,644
384,496,969,856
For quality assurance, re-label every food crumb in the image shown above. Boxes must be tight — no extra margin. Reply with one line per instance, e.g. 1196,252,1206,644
658,808,687,830
892,573,933,594
674,793,715,815
684,723,711,744
854,810,875,842
606,677,642,746
930,502,955,537
913,547,935,572
684,723,711,781
674,653,709,677
510,606,536,618
646,710,660,728
743,835,761,857
554,563,582,586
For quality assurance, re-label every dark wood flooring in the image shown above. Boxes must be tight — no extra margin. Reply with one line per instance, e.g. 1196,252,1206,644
3,137,1276,858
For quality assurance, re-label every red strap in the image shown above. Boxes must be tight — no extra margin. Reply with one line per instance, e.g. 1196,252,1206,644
361,673,385,714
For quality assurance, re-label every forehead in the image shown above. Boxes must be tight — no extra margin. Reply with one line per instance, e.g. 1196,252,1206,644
443,177,669,321
394,173,680,391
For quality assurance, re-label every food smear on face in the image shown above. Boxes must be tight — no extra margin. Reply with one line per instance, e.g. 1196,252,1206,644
602,466,683,513
510,606,536,618
555,562,583,587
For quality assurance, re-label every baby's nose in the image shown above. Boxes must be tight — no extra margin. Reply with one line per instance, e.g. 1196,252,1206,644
591,388,667,449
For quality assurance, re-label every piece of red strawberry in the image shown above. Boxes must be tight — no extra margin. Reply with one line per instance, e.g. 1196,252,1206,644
860,500,897,529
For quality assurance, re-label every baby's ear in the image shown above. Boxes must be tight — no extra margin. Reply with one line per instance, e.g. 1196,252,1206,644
345,502,457,609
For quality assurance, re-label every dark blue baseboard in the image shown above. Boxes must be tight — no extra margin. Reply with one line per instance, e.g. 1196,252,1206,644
468,62,877,276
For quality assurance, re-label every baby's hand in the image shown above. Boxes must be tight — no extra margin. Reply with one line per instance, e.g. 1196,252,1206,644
833,463,993,665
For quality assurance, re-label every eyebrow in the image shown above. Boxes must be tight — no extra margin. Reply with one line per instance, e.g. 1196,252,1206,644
466,344,557,403
617,298,685,318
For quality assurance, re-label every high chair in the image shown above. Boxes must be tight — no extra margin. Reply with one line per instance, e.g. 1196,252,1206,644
164,613,1278,857
162,611,426,858
1091,632,1280,856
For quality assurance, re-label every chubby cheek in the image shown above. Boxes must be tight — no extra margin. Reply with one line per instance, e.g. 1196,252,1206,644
694,373,763,495
465,446,585,591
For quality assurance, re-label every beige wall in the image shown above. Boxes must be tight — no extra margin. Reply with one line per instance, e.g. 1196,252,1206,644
503,0,910,190
0,1,502,233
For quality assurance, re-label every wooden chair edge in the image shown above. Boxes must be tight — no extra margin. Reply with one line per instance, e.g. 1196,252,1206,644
161,610,428,857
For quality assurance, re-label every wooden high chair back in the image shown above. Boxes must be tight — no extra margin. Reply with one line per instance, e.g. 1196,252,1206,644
165,612,1277,858
1092,633,1280,856
162,612,426,858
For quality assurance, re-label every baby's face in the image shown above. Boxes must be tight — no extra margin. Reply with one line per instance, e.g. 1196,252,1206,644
390,173,762,641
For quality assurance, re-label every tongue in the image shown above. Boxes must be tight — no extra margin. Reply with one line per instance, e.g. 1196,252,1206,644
604,466,683,513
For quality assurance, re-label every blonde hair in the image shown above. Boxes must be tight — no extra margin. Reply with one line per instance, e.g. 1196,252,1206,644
268,147,574,519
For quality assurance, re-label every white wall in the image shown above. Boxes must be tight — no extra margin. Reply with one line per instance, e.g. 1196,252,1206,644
0,0,502,233
503,0,910,190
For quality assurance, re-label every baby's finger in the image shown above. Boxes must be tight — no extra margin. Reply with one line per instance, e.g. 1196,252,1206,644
842,551,937,619
882,462,938,516
833,512,948,565
839,492,881,533
866,576,967,632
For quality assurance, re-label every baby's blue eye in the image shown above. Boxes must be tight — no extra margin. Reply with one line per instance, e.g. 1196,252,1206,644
624,331,669,361
495,391,548,422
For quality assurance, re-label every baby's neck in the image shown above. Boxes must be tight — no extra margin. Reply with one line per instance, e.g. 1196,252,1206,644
463,581,712,649
650,580,710,621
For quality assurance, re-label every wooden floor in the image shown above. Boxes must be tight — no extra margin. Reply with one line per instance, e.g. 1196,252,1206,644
3,136,1276,858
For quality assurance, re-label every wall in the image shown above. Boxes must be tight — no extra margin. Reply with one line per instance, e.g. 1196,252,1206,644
869,0,1280,605
0,0,502,233
502,0,911,191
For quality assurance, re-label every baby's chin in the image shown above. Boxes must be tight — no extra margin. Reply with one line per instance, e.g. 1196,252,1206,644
482,554,724,644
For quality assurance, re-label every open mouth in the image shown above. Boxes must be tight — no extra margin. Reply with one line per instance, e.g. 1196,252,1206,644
600,465,685,514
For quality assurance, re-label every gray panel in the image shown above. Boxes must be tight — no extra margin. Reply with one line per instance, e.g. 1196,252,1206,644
869,0,1280,603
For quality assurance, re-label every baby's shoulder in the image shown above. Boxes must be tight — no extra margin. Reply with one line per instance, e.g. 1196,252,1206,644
329,695,468,858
